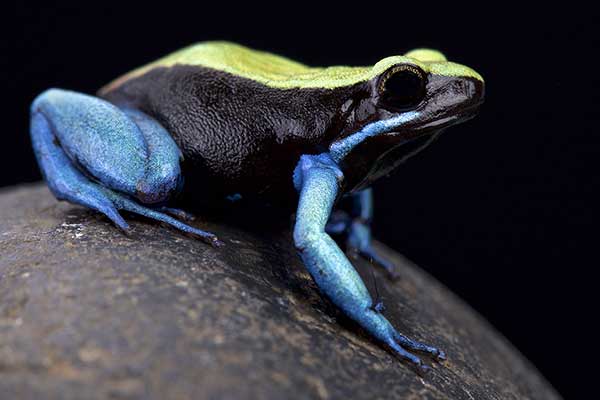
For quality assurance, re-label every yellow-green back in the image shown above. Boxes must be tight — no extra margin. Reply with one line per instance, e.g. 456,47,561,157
107,41,482,91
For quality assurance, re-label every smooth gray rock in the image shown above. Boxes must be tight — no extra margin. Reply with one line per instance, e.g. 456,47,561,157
0,183,560,400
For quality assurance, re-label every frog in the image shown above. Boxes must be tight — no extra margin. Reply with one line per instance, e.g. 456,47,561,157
30,41,484,372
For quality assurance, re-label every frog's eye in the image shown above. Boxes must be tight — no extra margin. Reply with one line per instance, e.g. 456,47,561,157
378,65,427,111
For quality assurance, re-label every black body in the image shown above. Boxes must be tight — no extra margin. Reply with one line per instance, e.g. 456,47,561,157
101,65,483,206
101,66,368,204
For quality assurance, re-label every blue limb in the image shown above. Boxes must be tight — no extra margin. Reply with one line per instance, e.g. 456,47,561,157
100,188,222,246
293,153,445,371
347,188,400,280
326,189,400,280
325,210,352,235
157,206,196,222
30,89,220,246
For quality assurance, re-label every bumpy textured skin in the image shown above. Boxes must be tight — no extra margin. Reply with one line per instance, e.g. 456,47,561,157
101,66,364,203
100,53,483,203
31,41,485,371
293,153,445,372
101,42,482,91
30,89,222,245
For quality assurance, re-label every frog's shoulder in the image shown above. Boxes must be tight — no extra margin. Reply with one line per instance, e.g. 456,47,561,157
102,41,391,92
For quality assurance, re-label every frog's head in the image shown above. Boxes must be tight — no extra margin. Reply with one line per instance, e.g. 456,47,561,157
334,49,484,191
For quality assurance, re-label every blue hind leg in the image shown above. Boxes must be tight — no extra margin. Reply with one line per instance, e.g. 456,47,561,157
30,89,221,246
293,154,444,372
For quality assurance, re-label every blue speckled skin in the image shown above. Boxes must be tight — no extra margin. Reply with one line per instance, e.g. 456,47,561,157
30,89,446,371
30,62,483,370
293,119,447,372
30,89,222,246
326,188,400,279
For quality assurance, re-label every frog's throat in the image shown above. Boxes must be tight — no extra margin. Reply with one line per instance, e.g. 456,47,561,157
329,112,420,163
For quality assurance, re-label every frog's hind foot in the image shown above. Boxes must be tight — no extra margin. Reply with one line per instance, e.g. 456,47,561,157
102,189,223,247
30,89,221,247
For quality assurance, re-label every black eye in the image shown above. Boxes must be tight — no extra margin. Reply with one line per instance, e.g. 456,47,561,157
379,66,426,110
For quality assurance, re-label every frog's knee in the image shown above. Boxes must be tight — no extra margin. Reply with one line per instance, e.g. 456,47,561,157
30,88,67,112
134,170,183,205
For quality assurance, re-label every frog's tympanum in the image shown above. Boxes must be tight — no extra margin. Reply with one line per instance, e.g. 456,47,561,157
30,42,484,372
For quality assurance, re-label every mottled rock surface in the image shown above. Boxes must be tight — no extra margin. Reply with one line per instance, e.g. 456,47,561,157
0,183,560,400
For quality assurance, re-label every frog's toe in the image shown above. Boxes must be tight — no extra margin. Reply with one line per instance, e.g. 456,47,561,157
388,339,426,372
100,187,222,246
157,206,196,222
392,331,446,362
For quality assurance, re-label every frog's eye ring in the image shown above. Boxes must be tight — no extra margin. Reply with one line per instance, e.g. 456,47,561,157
378,65,427,111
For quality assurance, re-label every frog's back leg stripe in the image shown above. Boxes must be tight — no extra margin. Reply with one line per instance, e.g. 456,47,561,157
30,89,221,246
292,153,444,371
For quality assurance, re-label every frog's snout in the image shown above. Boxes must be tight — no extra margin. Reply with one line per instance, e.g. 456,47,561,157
466,76,485,107
440,75,485,118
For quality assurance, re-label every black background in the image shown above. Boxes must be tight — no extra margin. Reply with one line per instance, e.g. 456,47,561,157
3,3,598,398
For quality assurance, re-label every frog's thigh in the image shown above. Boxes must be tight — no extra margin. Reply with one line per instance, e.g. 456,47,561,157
31,89,182,204
30,89,221,245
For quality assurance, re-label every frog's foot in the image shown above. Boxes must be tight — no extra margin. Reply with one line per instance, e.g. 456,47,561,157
103,189,223,247
30,89,221,247
294,153,444,372
354,308,446,372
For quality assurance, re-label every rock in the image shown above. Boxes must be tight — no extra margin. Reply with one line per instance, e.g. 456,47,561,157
0,183,560,400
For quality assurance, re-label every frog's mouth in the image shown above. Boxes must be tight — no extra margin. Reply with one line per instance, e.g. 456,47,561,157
366,100,481,178
340,74,484,191
350,130,443,190
387,96,483,139
388,73,484,135
347,99,483,191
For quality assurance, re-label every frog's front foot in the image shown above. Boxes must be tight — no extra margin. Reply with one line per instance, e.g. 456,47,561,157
358,308,446,372
30,89,221,247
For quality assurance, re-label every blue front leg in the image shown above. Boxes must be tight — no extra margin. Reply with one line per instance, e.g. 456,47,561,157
293,153,445,371
346,189,400,280
30,89,221,246
326,189,400,279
